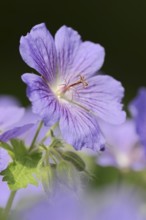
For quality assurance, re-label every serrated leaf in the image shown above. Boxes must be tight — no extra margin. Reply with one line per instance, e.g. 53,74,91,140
10,139,27,160
61,151,86,171
0,152,42,190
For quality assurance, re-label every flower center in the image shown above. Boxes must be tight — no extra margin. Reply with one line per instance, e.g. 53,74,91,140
56,75,88,99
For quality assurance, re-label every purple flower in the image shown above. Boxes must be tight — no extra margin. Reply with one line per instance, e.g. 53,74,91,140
0,96,35,175
97,88,146,170
97,120,146,170
20,23,126,151
130,88,146,151
0,96,33,142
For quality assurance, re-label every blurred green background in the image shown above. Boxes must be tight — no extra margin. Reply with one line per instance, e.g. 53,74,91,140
0,0,146,105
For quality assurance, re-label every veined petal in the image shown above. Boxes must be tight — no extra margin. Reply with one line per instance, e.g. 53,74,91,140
74,75,126,124
20,23,57,83
59,104,105,151
0,124,34,142
55,26,81,78
68,42,105,81
21,73,60,126
0,107,25,130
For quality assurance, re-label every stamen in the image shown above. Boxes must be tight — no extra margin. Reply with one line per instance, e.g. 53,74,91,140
56,75,88,99
63,75,88,93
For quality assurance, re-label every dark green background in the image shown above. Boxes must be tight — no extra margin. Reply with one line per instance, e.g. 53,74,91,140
0,0,146,105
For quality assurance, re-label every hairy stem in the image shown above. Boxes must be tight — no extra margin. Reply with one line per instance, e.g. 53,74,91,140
39,122,58,144
3,191,17,219
29,121,43,152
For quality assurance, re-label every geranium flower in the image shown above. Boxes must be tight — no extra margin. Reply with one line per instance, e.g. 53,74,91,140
97,88,146,170
97,120,146,170
20,23,125,151
130,88,146,150
0,96,33,142
0,96,34,172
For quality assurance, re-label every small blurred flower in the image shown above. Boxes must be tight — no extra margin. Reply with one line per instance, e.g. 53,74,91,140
0,96,33,142
13,183,146,220
0,98,43,209
97,88,146,170
20,23,126,151
97,120,146,170
130,88,146,151
0,96,34,175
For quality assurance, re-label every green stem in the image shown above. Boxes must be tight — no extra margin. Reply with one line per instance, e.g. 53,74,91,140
29,121,43,152
3,191,17,219
39,122,58,145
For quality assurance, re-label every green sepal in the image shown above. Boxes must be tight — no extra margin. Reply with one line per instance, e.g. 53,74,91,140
10,139,27,159
61,151,86,171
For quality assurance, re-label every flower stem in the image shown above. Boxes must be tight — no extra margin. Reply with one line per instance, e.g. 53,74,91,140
29,121,43,152
3,191,17,219
39,122,58,144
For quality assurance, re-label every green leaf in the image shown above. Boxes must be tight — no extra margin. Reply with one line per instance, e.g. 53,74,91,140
10,139,27,160
0,152,42,190
61,151,86,171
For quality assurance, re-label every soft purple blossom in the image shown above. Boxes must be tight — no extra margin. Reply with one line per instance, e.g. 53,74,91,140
97,88,146,170
97,119,146,170
20,23,126,151
0,96,33,142
0,96,34,174
13,184,146,220
130,88,146,150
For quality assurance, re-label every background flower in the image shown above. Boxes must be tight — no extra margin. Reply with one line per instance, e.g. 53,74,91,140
130,88,146,151
97,119,146,170
0,96,33,142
